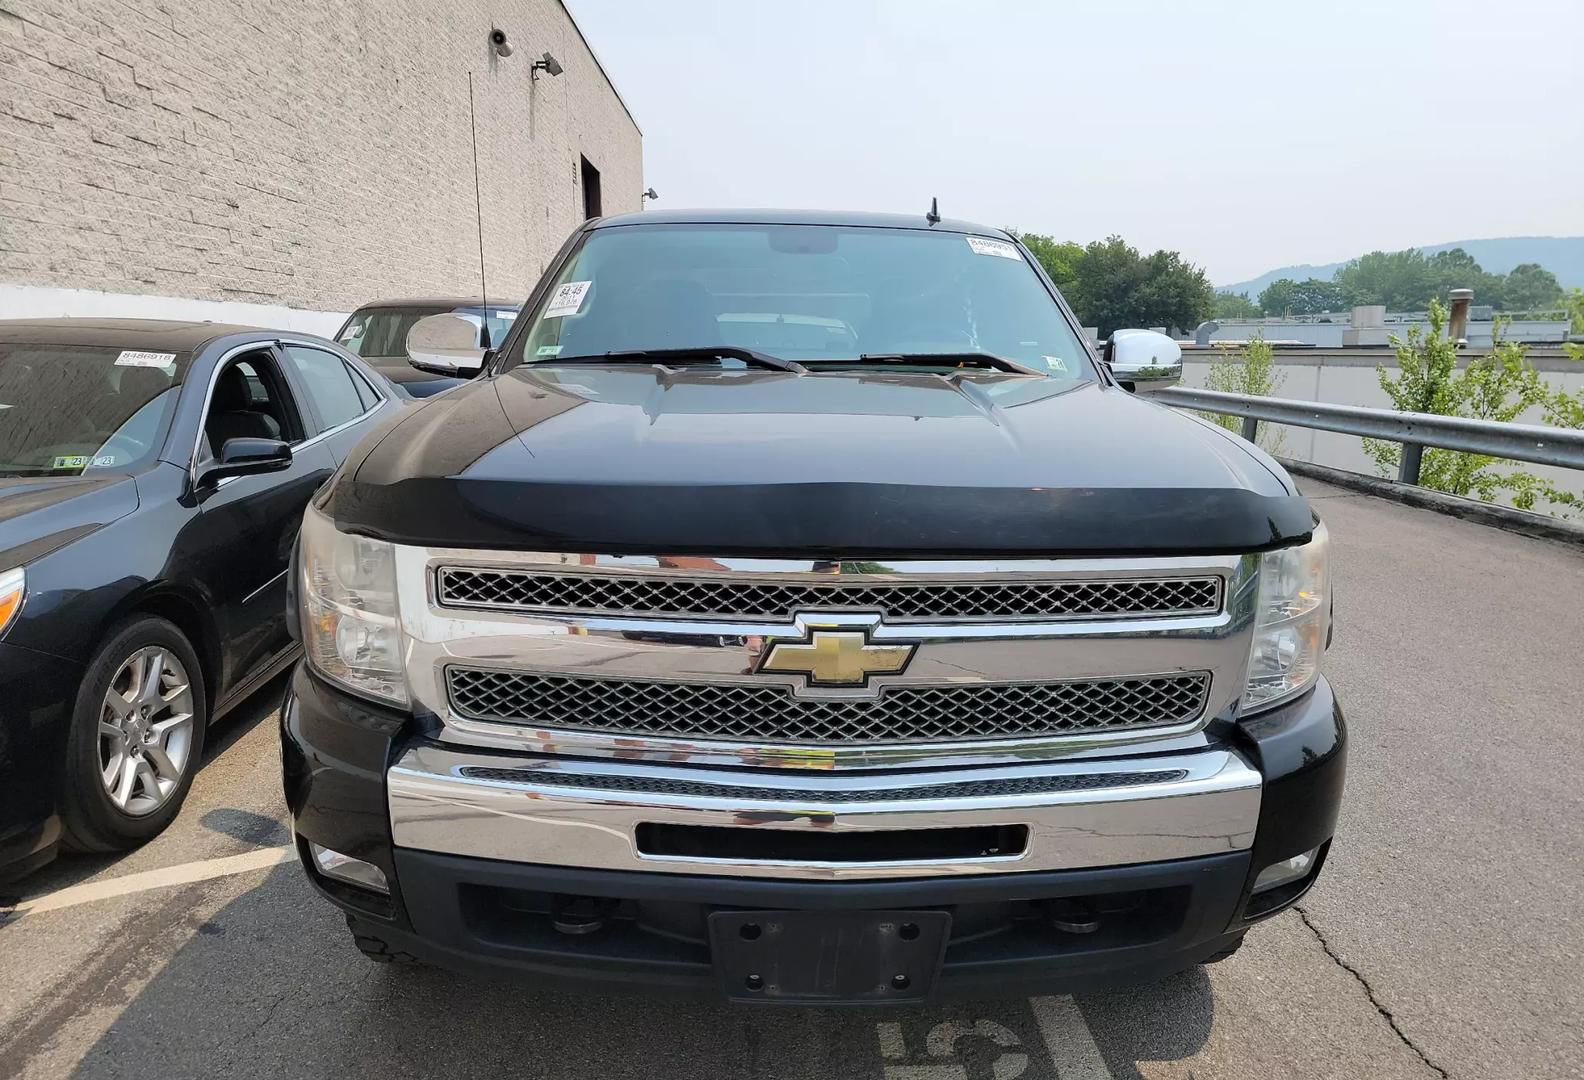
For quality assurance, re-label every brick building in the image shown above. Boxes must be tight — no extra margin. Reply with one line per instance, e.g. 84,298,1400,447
0,0,642,334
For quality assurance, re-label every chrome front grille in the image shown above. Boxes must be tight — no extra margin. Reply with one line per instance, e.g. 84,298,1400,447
445,668,1212,745
434,566,1222,622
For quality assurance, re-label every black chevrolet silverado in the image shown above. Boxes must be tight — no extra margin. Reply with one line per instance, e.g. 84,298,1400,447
282,209,1343,1003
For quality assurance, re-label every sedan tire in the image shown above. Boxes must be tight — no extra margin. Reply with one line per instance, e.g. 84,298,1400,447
59,616,208,852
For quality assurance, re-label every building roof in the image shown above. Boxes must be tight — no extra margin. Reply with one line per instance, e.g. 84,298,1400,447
0,318,265,351
592,208,1011,238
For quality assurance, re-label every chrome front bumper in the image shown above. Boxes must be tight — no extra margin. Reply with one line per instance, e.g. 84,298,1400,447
387,745,1262,880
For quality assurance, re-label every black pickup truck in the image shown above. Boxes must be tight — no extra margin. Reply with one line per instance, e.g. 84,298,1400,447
281,209,1344,1003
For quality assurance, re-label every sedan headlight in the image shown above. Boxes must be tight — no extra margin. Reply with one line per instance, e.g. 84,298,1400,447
299,503,407,706
0,566,24,637
1242,521,1329,713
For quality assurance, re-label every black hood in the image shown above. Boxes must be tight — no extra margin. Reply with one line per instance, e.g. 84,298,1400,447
0,474,140,568
324,366,1311,557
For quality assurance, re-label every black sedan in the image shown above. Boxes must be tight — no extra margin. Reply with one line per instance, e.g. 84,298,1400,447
0,318,403,879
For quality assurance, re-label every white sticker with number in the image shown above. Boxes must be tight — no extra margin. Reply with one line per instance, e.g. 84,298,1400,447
543,280,592,318
966,236,1021,260
116,350,177,368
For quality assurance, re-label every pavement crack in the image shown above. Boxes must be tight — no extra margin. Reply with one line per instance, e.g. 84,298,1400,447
1294,905,1450,1079
236,988,293,1046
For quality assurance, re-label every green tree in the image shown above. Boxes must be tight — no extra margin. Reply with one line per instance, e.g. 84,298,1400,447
1061,235,1213,337
1563,288,1584,333
1136,248,1217,333
1335,249,1437,310
1425,248,1505,308
1258,277,1347,316
1213,291,1261,319
1010,232,1085,293
1201,335,1286,454
1500,263,1564,311
1291,278,1350,314
1256,279,1296,316
1365,299,1579,514
1065,236,1149,336
1331,245,1561,313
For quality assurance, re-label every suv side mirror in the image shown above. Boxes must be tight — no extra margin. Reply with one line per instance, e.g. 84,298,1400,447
1104,329,1183,391
200,437,292,486
407,313,489,379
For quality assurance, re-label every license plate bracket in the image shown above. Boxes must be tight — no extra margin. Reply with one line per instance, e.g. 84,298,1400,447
708,909,951,1004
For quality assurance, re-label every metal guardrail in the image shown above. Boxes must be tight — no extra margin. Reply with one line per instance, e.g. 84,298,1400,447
1152,386,1584,484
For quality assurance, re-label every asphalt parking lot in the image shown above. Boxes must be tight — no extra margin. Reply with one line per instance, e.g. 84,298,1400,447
3,479,1582,1080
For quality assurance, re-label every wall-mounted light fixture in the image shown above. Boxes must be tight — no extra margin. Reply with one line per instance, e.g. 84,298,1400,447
531,51,564,78
489,28,513,58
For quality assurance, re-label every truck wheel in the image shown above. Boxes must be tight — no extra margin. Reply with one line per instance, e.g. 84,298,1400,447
346,916,418,964
59,616,208,853
1203,932,1246,965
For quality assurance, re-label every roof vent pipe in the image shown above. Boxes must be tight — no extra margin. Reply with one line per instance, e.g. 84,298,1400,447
1447,288,1474,346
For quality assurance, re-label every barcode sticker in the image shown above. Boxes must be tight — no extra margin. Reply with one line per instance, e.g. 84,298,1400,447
116,350,177,368
966,237,1021,260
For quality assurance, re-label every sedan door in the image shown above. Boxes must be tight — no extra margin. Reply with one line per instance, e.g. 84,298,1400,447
181,343,337,699
278,342,397,464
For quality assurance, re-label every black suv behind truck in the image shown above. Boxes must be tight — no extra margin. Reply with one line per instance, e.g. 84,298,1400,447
282,209,1344,1003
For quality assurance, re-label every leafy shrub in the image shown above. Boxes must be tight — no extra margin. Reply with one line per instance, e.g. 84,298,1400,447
1366,300,1581,516
1202,335,1286,455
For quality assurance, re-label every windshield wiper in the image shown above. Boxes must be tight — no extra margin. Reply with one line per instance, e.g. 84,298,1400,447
806,352,1044,377
538,346,803,373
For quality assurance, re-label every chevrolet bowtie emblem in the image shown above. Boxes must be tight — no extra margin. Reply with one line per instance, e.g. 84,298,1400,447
758,627,917,687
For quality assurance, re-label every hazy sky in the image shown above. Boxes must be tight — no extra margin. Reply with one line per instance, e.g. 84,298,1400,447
566,0,1583,284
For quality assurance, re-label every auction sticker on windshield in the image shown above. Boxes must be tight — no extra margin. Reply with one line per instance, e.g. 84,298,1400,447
966,237,1021,260
544,281,592,318
115,350,177,368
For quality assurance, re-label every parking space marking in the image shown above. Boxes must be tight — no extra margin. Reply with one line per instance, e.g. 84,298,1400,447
877,1022,907,1060
4,845,291,919
1029,996,1112,1079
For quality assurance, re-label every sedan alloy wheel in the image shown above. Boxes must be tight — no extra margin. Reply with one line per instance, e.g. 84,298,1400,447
98,646,196,816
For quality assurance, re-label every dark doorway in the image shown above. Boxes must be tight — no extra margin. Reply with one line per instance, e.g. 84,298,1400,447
580,155,602,219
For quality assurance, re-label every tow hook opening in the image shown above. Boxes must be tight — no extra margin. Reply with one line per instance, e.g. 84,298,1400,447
552,895,619,936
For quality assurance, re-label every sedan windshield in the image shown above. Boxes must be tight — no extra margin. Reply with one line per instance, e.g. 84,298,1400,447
0,344,189,476
509,224,1094,379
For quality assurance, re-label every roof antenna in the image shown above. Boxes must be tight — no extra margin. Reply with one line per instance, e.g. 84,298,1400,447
925,196,941,226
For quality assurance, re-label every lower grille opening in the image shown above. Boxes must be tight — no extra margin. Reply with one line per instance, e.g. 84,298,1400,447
634,823,1028,864
455,882,1193,966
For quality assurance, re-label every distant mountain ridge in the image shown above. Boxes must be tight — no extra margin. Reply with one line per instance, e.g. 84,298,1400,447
1217,236,1584,297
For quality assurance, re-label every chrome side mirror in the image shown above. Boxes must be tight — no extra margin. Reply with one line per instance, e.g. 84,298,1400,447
1105,329,1183,391
406,314,488,379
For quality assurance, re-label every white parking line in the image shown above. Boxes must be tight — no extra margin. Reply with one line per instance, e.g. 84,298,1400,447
3,846,292,920
1030,995,1113,1079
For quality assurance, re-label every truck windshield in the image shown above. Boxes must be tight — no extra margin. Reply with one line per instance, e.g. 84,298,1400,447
509,224,1094,379
0,344,188,476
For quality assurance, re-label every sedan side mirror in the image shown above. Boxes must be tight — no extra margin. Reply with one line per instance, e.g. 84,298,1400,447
407,313,489,379
200,437,292,486
1105,329,1183,391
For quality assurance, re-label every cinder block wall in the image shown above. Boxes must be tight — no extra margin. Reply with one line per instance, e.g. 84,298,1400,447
0,0,642,328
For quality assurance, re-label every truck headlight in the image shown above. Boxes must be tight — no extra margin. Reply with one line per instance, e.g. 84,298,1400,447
1242,521,1329,713
299,502,407,707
